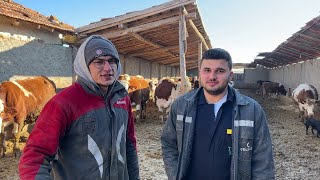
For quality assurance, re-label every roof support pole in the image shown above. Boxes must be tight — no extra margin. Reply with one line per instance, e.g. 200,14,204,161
179,6,188,93
198,41,202,87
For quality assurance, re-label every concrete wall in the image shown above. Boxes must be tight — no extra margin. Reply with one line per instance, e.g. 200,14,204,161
243,66,269,84
0,17,188,86
0,17,73,89
269,59,320,93
120,55,181,79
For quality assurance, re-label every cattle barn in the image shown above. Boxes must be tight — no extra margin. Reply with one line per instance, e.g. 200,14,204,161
243,15,320,95
75,0,212,93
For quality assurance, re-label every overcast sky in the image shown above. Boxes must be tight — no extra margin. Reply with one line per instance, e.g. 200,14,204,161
15,0,320,63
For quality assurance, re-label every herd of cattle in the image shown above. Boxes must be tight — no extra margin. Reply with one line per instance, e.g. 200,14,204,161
257,81,320,138
1,75,320,157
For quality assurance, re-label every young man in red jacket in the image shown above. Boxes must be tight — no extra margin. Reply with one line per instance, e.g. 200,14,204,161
19,35,140,180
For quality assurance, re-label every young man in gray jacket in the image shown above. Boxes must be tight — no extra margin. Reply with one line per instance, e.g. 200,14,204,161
19,35,140,180
161,48,275,180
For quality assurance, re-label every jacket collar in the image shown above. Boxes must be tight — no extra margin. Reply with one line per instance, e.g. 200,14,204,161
184,85,249,106
77,76,126,98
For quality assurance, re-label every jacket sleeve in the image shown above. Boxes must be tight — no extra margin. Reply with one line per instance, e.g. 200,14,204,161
252,104,275,179
161,100,179,180
126,96,140,180
18,99,67,180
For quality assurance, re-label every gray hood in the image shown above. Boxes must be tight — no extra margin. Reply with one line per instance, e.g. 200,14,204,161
74,35,122,89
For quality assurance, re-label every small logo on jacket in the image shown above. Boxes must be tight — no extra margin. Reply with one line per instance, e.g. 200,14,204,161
240,142,252,152
116,100,126,105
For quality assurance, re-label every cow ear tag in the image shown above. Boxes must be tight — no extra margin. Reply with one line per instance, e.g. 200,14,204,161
227,129,232,135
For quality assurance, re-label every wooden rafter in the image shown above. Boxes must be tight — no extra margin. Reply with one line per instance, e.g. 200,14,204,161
76,0,196,34
101,12,196,39
129,32,180,58
187,19,209,50
279,46,316,59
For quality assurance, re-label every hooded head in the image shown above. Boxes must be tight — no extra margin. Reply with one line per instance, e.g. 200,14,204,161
74,35,122,91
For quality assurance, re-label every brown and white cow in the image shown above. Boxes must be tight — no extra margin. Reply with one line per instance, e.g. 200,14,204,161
154,78,181,122
118,75,152,122
261,82,287,98
0,76,56,157
292,84,319,121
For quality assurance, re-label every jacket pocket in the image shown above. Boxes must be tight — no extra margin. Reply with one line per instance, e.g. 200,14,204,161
82,118,97,135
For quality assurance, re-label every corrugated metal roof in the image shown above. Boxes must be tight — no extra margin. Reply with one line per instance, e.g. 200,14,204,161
248,15,320,68
0,0,74,33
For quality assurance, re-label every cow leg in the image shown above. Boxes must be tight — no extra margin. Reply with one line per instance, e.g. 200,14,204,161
12,121,24,158
135,104,141,123
306,125,309,135
0,118,5,157
0,133,5,158
311,128,315,135
141,102,146,119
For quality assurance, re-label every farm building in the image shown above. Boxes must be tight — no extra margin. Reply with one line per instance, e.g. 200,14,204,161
0,0,75,88
0,0,212,91
245,15,320,93
74,0,211,92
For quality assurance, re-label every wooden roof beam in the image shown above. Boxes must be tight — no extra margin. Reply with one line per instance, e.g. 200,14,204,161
101,12,197,39
129,32,179,58
129,41,199,57
129,45,179,57
279,46,316,59
188,19,209,50
76,0,196,34
299,34,320,43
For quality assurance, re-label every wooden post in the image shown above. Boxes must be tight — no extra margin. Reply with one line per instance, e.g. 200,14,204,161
198,41,202,87
179,6,187,93
72,46,78,83
122,55,126,74
150,62,152,79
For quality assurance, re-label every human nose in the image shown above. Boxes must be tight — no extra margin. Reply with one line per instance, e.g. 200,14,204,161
208,71,217,79
102,61,113,71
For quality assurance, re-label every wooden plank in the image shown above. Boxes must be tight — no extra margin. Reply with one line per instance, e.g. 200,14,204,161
101,12,196,39
188,19,209,50
299,34,320,43
129,32,179,58
76,0,196,34
279,46,316,59
129,45,179,57
179,6,187,93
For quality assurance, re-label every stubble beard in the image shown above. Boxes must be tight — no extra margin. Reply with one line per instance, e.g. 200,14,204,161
204,82,228,95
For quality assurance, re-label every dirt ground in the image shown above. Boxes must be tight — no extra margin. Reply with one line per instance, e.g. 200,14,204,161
1,88,320,180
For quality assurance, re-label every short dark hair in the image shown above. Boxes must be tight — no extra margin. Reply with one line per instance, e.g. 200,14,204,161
201,48,232,70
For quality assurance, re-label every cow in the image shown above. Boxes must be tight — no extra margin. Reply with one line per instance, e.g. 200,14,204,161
148,79,157,102
305,118,320,138
261,82,287,98
0,76,56,157
154,78,181,122
256,80,272,94
118,75,152,122
292,84,319,121
128,77,150,122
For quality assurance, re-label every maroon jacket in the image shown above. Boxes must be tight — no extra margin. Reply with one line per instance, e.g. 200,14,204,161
19,79,140,180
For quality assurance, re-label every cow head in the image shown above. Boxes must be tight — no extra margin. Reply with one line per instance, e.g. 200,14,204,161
278,85,287,95
297,90,316,118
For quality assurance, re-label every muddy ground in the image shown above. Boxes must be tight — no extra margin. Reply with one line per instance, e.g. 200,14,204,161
1,88,320,180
